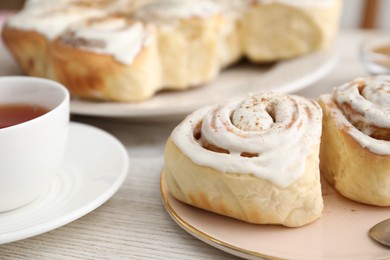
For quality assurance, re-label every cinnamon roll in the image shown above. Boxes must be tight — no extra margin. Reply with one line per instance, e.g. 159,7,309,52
135,0,226,89
319,75,390,206
164,92,323,227
1,3,106,77
241,0,342,62
2,0,342,102
49,15,161,102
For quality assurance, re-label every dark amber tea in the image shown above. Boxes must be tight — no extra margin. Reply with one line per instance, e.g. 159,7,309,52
0,103,49,129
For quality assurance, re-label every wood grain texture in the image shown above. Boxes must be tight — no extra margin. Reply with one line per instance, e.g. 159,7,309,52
0,31,372,259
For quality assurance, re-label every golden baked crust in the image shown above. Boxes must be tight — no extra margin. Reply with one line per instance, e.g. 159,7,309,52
48,33,162,102
217,15,242,68
164,139,323,227
241,1,341,62
137,10,224,89
319,97,390,206
2,26,48,77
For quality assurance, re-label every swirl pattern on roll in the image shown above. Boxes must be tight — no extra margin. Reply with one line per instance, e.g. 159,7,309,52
171,92,322,188
324,75,390,154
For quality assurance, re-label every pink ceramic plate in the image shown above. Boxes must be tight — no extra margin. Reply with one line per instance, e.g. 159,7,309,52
160,172,390,260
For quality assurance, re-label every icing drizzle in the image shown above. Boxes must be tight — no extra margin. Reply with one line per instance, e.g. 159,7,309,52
321,75,390,155
171,93,322,188
60,16,152,65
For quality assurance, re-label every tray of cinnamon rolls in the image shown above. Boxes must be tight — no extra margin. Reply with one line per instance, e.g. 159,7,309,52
1,0,342,118
161,75,390,259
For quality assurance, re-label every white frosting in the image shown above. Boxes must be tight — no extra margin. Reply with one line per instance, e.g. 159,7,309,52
7,5,106,40
62,17,151,65
232,101,274,131
136,0,221,21
323,75,390,155
171,93,322,188
334,76,390,130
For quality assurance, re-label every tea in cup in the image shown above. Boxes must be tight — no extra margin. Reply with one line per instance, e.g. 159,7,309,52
0,76,69,212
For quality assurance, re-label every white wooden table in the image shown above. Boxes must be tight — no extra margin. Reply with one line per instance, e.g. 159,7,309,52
0,30,374,259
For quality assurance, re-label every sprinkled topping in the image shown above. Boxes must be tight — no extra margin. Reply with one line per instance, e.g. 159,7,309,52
171,92,322,188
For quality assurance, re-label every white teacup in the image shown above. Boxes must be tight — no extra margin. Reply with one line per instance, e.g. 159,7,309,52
0,76,69,212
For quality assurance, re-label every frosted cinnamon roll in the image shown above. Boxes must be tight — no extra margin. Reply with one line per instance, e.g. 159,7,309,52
1,3,106,77
164,92,323,227
319,75,390,206
135,0,227,89
49,15,161,102
241,0,342,62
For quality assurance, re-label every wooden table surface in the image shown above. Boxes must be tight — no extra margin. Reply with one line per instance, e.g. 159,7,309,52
0,30,376,259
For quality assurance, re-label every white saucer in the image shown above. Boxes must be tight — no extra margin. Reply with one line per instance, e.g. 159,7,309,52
0,122,129,244
161,172,390,260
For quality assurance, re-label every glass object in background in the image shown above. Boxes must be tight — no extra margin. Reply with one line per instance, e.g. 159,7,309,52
361,35,390,75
